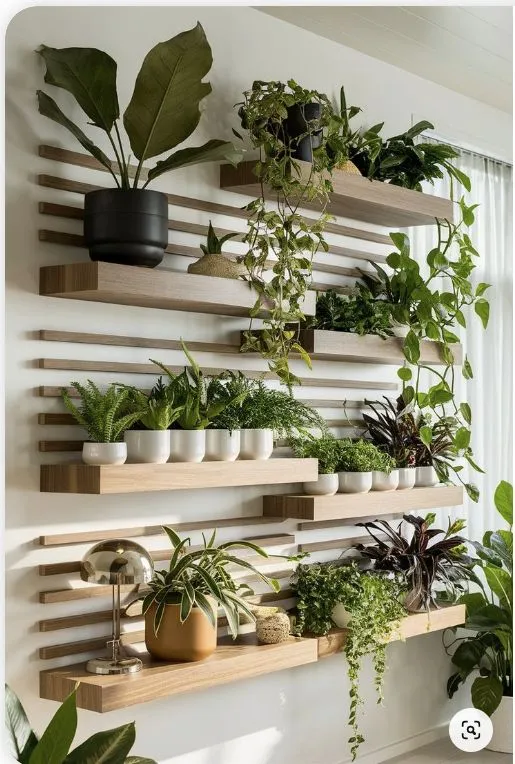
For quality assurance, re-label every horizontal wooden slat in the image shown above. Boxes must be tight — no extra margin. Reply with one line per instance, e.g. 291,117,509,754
298,534,371,553
297,515,396,531
40,584,139,604
38,145,392,244
38,329,239,354
40,440,84,453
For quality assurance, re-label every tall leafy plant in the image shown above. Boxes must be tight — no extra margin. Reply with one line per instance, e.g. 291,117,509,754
37,24,241,190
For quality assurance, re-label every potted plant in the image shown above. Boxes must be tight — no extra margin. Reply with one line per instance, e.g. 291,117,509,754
362,396,418,489
446,481,513,753
62,381,144,465
325,86,383,174
292,561,406,761
304,288,394,338
188,221,245,279
356,514,474,611
37,25,242,268
142,527,280,662
122,378,183,463
336,439,395,493
289,433,341,495
6,684,156,763
204,371,250,461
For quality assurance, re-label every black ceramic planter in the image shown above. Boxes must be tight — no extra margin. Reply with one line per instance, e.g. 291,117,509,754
84,189,168,268
285,103,323,162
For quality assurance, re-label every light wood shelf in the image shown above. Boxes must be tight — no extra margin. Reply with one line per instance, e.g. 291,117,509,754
39,261,316,318
317,604,466,658
263,486,464,521
220,161,454,227
297,329,463,366
40,458,318,495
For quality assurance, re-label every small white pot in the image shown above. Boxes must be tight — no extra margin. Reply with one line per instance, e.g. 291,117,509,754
415,466,439,487
82,442,127,466
303,473,339,496
331,603,352,629
239,429,274,460
372,469,399,491
205,429,240,462
338,471,372,493
169,430,205,463
487,695,513,753
397,467,416,490
124,430,170,464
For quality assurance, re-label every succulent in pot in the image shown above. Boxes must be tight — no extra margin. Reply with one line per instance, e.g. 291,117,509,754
61,380,144,465
289,433,341,495
188,221,245,280
36,24,242,268
121,378,183,464
142,526,280,662
336,439,393,494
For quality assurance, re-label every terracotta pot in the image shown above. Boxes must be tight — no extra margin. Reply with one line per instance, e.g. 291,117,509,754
145,601,217,662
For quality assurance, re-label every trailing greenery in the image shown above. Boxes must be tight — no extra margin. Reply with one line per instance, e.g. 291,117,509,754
62,380,144,442
142,527,280,639
356,514,475,611
292,562,406,760
237,379,325,437
289,433,342,474
36,25,241,190
237,79,334,386
446,481,513,715
305,289,394,338
337,439,395,473
5,684,155,764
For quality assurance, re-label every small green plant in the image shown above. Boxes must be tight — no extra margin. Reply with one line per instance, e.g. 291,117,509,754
142,527,280,638
5,684,156,763
289,433,341,474
205,371,253,431
122,378,183,430
325,86,383,172
306,288,394,338
446,481,513,716
292,562,406,760
61,381,144,442
201,221,238,254
337,439,395,473
362,396,419,468
238,380,325,437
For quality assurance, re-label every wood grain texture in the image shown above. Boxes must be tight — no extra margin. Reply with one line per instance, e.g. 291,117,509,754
40,459,318,495
220,161,454,227
298,534,372,553
38,329,239,354
263,486,464,520
39,261,318,318
38,145,392,244
317,605,466,658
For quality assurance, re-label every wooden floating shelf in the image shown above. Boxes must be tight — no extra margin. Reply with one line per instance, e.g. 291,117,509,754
263,486,464,521
317,604,466,658
39,261,316,318
40,458,318,495
297,329,463,366
220,161,454,227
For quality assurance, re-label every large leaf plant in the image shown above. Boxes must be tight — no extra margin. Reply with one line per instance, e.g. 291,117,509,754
36,24,242,190
5,684,155,764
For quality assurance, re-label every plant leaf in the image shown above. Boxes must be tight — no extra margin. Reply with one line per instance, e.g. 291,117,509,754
124,23,212,161
471,675,503,716
494,481,513,526
147,140,242,182
64,722,135,764
5,685,39,763
29,689,77,764
484,566,512,607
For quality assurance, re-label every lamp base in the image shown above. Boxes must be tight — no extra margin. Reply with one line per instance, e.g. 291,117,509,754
86,656,143,675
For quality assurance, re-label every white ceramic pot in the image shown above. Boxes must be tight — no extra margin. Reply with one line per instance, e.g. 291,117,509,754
169,430,205,463
372,469,399,491
205,429,240,462
82,442,127,466
239,429,274,460
397,467,416,490
338,471,373,494
415,466,439,487
124,430,170,464
487,695,513,753
331,603,352,628
303,473,339,496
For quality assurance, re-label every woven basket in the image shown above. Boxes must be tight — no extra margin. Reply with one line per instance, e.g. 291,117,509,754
336,159,362,176
187,253,245,280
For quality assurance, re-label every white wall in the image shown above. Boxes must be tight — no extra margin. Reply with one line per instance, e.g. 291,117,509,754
5,6,511,764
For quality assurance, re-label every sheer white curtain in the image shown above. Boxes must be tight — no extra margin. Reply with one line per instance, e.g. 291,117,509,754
408,144,513,539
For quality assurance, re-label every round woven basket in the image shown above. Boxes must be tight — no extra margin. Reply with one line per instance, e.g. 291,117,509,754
336,159,362,176
187,253,245,280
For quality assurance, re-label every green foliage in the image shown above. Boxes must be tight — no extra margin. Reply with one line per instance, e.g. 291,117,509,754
200,221,238,255
292,562,406,760
61,381,144,442
37,25,241,190
323,86,383,172
142,527,280,639
289,433,342,474
206,371,254,431
356,514,474,611
446,482,513,715
5,685,155,763
121,378,183,430
237,379,325,437
362,396,419,468
336,439,395,473
305,289,393,338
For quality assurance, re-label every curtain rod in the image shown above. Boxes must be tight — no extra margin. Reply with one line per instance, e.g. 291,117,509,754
421,132,513,169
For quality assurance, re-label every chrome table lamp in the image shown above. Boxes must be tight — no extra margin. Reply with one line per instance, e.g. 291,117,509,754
81,539,154,675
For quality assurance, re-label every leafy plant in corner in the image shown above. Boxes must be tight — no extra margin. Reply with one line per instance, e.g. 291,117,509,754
446,481,513,716
289,433,342,474
292,562,406,760
5,684,155,763
62,381,144,442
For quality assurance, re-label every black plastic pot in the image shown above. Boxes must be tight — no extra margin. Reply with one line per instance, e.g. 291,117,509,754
84,189,168,268
285,103,323,162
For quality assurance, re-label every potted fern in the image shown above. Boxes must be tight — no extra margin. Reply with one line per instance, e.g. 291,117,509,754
122,378,183,464
37,24,241,268
188,221,245,280
289,433,341,495
336,439,396,494
62,381,144,465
